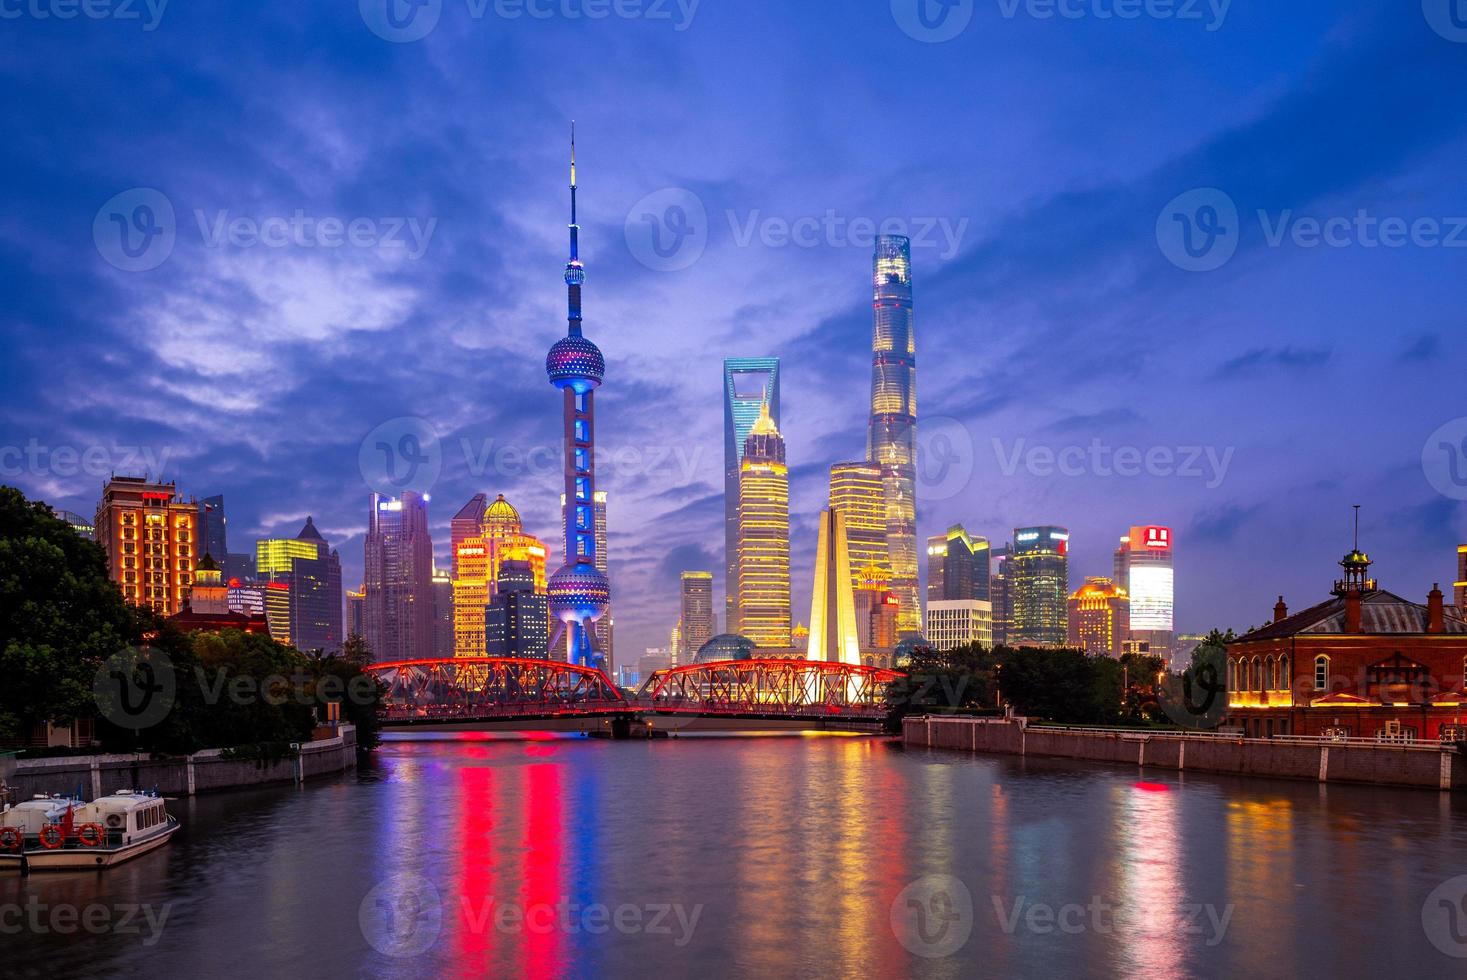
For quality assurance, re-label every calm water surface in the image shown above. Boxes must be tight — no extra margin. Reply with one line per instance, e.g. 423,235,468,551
5,733,1467,979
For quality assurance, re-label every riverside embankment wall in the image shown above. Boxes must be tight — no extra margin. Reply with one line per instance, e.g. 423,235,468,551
6,725,357,800
904,716,1462,791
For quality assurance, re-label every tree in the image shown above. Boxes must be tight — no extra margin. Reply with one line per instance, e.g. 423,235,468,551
0,487,145,744
884,643,996,730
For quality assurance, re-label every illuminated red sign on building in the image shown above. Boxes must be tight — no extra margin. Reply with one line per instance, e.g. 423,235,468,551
1142,526,1172,550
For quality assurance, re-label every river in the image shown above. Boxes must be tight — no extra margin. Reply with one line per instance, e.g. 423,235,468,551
4,733,1467,979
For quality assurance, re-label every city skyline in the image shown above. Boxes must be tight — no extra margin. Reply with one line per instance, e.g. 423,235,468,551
4,4,1466,660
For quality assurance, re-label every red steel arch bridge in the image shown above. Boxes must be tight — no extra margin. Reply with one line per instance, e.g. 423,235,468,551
367,657,903,732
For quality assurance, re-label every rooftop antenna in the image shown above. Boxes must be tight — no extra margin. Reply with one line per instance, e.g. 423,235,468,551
1353,504,1361,551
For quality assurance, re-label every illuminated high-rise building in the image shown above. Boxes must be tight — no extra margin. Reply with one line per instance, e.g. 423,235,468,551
679,572,715,664
926,600,994,651
853,564,899,656
926,525,990,614
1114,526,1174,660
431,565,454,658
829,461,890,597
1068,577,1130,657
1454,545,1465,610
807,509,861,664
450,494,488,579
724,357,781,628
990,544,1013,646
545,127,610,671
347,586,366,639
453,495,548,658
94,477,199,617
866,235,919,634
198,494,228,562
263,580,292,644
365,491,434,663
486,559,550,658
1011,526,1070,648
737,403,791,648
256,517,344,654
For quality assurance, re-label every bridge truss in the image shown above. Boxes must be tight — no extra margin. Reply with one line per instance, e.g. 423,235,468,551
635,659,901,720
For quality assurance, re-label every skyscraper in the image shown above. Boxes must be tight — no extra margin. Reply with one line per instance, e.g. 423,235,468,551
347,586,365,639
737,402,791,648
364,491,434,663
450,494,488,579
453,494,548,658
198,494,228,561
1114,526,1175,660
853,564,899,655
926,525,991,613
829,461,890,596
1011,526,1070,648
679,572,715,663
1068,577,1130,657
1454,545,1464,610
724,357,781,628
256,516,344,655
545,127,610,671
430,566,454,659
807,509,861,664
990,544,1013,647
866,235,919,635
486,559,550,659
94,477,199,617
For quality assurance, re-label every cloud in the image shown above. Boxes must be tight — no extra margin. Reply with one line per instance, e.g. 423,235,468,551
1212,347,1332,381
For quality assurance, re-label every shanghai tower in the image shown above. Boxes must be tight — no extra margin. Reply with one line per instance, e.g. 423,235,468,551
866,235,920,635
545,126,610,671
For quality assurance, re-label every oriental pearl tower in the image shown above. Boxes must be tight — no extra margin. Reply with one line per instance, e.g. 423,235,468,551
546,125,611,672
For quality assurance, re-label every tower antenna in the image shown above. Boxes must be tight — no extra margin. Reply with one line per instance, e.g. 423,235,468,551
1353,504,1360,551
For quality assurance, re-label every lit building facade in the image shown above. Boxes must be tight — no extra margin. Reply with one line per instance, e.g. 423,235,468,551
1225,548,1467,741
450,494,488,579
364,491,434,664
1067,577,1130,658
1114,525,1175,660
679,572,715,665
853,564,899,659
347,587,365,639
198,494,228,562
829,461,890,596
1011,526,1070,648
990,544,1013,646
54,509,95,541
545,129,611,671
431,566,454,659
808,509,861,664
486,559,550,658
95,477,199,617
724,356,781,629
255,517,344,655
926,600,994,652
737,403,791,648
453,495,549,659
866,235,919,635
1456,545,1466,610
926,525,990,610
171,554,270,636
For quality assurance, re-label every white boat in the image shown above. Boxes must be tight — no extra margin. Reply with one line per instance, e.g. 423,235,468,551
0,790,179,871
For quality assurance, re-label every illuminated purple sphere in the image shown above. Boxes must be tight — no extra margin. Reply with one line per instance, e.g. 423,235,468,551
548,563,610,624
546,335,605,392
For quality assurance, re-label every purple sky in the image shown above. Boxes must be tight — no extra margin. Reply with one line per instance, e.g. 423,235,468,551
3,1,1465,658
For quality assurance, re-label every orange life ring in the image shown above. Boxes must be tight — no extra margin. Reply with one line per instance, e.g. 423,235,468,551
0,827,21,852
38,825,64,850
77,823,105,848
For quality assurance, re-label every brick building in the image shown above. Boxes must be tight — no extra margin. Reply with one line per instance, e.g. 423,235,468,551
1225,547,1467,741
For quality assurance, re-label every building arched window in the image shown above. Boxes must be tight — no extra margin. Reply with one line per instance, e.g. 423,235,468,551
1314,655,1330,692
1228,658,1238,693
1266,656,1277,691
1252,656,1263,693
1280,656,1290,694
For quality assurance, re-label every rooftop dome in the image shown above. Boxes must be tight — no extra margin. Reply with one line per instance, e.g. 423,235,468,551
546,335,605,392
483,494,522,536
694,634,757,663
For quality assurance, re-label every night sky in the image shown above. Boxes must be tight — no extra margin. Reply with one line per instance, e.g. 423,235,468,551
3,1,1465,658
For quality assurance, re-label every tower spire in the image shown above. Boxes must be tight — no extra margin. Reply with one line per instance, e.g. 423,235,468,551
563,120,584,337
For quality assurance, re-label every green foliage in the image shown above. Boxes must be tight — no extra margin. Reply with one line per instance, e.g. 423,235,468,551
0,487,144,744
887,642,1172,728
